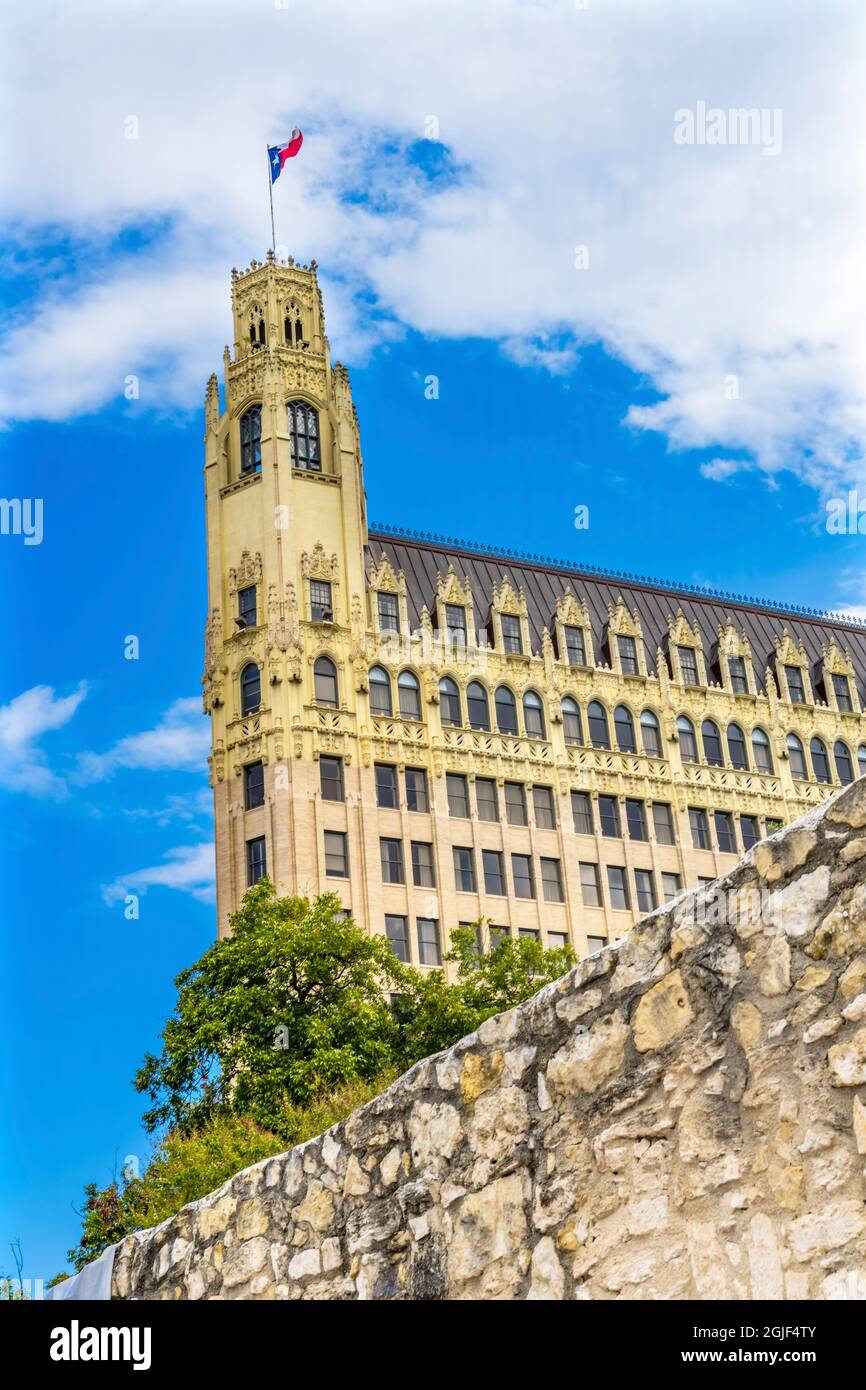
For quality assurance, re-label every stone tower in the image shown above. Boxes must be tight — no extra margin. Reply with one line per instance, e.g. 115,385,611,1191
202,252,368,934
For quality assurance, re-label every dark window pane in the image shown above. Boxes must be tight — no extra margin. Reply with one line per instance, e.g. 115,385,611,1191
380,837,404,884
446,773,470,818
729,656,748,693
385,914,408,961
678,647,699,685
453,847,476,892
501,614,522,654
571,791,593,835
634,869,656,913
625,799,647,840
564,626,586,665
369,666,392,716
579,862,601,907
740,815,760,849
405,768,429,812
689,807,711,850
411,841,435,888
540,857,564,903
324,830,348,877
375,763,398,808
607,865,630,910
511,853,535,899
241,663,261,715
240,406,262,475
598,795,621,838
533,785,556,829
833,674,853,712
476,777,499,822
467,681,490,730
313,656,338,707
651,802,675,845
310,580,333,622
246,836,266,885
715,811,737,854
288,401,321,471
378,592,399,632
504,782,527,825
417,918,441,966
244,760,265,810
238,585,257,629
397,671,421,720
785,665,806,704
495,687,518,735
482,849,505,895
319,756,344,803
588,701,609,748
618,636,639,675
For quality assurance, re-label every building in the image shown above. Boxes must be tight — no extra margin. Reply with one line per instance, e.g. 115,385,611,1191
203,252,866,964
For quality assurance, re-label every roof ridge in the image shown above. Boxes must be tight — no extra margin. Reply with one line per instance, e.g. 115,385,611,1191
368,522,866,635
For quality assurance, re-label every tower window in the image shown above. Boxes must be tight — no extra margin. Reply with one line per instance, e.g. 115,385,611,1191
727,723,748,770
240,406,262,475
320,756,345,802
787,732,807,779
397,670,421,721
246,836,267,885
313,656,338,707
288,401,321,471
495,686,518,735
640,709,662,757
238,585,256,629
785,665,806,704
752,727,773,773
445,604,467,645
244,761,265,810
614,705,636,753
810,736,831,784
240,663,261,715
587,701,610,749
249,315,266,348
467,681,490,731
677,715,697,762
439,677,462,727
378,592,399,632
715,811,737,854
324,830,349,878
835,741,853,785
689,806,711,850
310,580,333,622
702,720,724,767
562,697,582,744
369,666,393,717
523,690,546,739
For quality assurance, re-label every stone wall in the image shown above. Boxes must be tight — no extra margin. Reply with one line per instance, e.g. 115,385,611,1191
113,779,866,1300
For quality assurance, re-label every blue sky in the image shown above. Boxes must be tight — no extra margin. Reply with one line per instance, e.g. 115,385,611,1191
2,0,865,1284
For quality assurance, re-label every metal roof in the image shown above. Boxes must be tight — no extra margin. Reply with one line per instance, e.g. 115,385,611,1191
366,526,866,700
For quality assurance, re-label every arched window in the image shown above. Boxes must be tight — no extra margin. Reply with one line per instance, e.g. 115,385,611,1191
834,740,854,785
440,676,462,727
467,681,490,731
677,715,698,763
240,406,262,475
614,705,636,753
241,663,261,715
787,732,807,780
726,723,748,770
587,701,610,749
369,665,392,717
249,313,265,348
313,656,338,708
859,745,866,779
752,727,773,774
288,401,321,471
562,698,583,745
495,685,518,735
640,709,662,757
523,690,546,739
702,719,723,766
810,736,831,784
397,670,421,721
284,306,304,345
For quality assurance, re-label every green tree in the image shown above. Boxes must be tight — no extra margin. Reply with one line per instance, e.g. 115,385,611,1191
392,923,576,1063
134,882,404,1137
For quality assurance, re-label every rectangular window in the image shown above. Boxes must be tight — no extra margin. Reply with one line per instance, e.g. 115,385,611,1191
511,853,535,899
411,841,435,888
244,760,265,810
501,614,523,654
489,925,510,948
785,665,806,704
728,656,748,693
579,861,602,907
833,673,853,712
564,626,586,665
405,767,429,813
246,836,266,886
453,846,476,893
587,934,608,953
319,756,344,803
375,763,399,809
689,806,711,851
740,814,760,850
446,773,470,818
678,646,699,685
548,931,568,951
324,830,348,877
476,777,499,822
504,781,527,826
445,604,467,645
416,918,441,967
598,795,621,838
310,579,333,622
715,810,737,854
661,871,682,903
238,584,257,629
618,635,639,675
385,914,409,962
532,785,556,830
651,801,676,845
377,592,399,632
518,927,539,940
571,791,593,835
540,857,564,903
482,849,505,896
634,868,657,914
625,798,647,840
380,837,404,885
607,865,630,911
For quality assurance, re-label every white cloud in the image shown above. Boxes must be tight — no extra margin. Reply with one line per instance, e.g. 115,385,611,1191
74,697,209,784
101,841,216,906
121,788,214,828
1,0,865,498
0,683,88,798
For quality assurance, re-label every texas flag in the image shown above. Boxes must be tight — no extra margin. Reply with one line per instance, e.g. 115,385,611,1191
268,129,303,182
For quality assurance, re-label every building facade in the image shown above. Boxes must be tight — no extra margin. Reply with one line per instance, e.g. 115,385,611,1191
203,253,866,965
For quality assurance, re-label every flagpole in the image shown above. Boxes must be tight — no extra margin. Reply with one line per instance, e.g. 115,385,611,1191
266,146,276,254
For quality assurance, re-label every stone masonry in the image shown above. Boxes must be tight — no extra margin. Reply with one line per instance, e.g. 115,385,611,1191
113,778,866,1299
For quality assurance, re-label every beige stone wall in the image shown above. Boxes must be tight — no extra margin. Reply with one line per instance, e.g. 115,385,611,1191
113,777,866,1300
